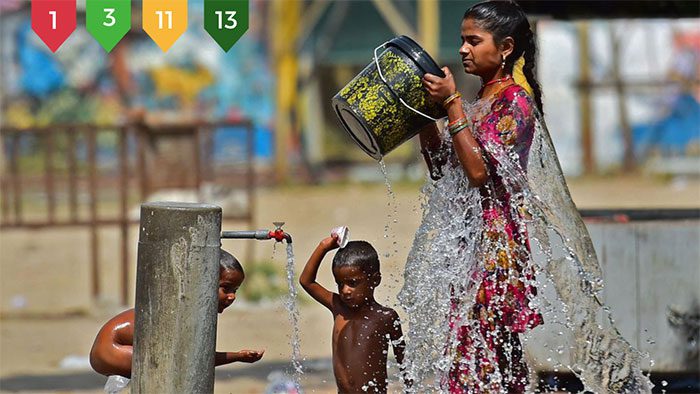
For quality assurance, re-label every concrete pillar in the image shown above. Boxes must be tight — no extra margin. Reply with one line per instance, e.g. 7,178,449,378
132,202,222,394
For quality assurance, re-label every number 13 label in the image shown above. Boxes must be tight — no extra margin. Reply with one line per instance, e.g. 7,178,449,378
204,0,249,52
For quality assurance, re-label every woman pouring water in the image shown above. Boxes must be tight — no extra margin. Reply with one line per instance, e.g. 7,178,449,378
398,1,652,393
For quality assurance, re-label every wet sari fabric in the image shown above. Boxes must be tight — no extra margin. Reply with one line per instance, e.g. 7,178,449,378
449,85,543,393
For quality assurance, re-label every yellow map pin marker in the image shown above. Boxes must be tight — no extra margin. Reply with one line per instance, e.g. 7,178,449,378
142,0,188,52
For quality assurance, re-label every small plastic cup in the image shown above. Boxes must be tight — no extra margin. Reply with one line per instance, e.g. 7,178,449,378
331,226,349,248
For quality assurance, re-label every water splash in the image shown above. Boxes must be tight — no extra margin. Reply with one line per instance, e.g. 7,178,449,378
283,242,304,388
397,95,652,393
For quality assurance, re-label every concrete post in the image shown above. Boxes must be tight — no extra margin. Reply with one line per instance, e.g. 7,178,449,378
132,202,222,394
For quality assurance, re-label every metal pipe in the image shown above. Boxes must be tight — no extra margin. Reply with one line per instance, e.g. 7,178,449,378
221,230,272,240
132,202,221,394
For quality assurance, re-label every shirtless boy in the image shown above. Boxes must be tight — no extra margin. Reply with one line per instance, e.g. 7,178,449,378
300,236,406,393
90,250,264,378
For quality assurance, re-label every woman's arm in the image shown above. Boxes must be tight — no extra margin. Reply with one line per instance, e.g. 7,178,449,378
422,68,488,187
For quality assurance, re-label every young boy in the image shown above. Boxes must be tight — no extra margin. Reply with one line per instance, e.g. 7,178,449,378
90,250,264,378
300,236,406,393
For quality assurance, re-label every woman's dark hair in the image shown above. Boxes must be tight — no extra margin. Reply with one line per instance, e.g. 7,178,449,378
464,0,543,113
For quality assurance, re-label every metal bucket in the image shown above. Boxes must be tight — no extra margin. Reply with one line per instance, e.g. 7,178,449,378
332,36,446,160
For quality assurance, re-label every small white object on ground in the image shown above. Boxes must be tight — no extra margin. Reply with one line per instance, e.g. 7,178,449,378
104,375,130,393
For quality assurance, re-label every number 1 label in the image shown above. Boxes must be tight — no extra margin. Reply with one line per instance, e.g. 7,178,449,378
31,0,76,52
49,11,56,29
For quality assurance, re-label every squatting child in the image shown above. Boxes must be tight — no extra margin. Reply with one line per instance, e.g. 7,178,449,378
300,235,406,393
89,250,264,378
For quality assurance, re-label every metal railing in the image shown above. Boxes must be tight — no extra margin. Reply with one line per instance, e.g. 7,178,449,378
0,120,256,305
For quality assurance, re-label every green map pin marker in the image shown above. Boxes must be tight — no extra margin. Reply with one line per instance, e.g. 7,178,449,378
86,0,131,52
204,0,248,52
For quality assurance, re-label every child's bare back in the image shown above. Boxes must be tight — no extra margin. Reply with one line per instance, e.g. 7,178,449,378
300,235,405,393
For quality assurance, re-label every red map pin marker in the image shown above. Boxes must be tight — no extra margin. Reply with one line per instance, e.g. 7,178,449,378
32,0,76,53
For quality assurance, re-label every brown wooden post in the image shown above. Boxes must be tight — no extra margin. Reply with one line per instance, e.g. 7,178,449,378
119,127,129,305
136,124,149,202
246,121,255,267
132,202,221,394
578,22,595,174
44,131,56,224
610,26,635,171
0,130,9,224
87,129,100,298
9,134,22,225
67,129,78,222
194,126,202,201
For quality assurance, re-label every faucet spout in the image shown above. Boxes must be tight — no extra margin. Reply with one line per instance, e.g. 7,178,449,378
268,228,292,243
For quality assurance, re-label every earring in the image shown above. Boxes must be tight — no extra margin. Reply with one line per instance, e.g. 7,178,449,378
501,55,506,70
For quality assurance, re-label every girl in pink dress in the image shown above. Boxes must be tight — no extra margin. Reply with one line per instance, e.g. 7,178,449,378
399,2,653,393
414,1,544,392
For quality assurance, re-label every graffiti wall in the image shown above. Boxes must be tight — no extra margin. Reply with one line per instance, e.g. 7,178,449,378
0,0,274,161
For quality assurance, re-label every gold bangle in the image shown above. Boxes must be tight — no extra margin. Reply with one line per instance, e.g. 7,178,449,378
443,92,462,108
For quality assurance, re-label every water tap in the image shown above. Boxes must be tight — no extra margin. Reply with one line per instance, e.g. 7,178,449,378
269,222,293,243
221,222,292,243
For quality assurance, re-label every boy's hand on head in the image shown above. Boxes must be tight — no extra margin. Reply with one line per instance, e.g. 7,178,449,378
234,349,264,363
319,234,340,251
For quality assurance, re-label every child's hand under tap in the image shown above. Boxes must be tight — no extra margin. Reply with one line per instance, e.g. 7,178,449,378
233,349,265,363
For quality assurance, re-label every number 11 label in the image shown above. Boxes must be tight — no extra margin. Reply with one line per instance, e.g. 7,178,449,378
86,0,131,52
142,0,188,52
31,0,77,52
204,0,249,52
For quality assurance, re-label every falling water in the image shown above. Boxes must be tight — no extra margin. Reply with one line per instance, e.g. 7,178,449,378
378,159,399,258
283,242,304,387
396,97,653,393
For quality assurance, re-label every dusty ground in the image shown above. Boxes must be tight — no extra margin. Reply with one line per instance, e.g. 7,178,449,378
1,175,698,393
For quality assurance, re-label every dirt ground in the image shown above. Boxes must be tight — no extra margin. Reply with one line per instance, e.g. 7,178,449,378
1,175,698,393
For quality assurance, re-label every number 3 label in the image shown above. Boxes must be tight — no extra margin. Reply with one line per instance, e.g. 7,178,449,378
103,8,116,27
86,0,130,52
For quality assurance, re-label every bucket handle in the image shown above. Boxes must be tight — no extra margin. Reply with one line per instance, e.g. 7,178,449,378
374,42,441,122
